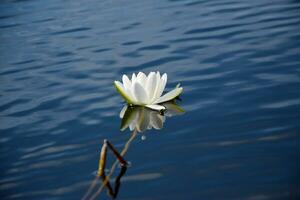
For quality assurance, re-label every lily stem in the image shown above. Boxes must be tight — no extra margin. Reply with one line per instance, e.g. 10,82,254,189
89,129,138,200
106,140,128,166
97,140,108,177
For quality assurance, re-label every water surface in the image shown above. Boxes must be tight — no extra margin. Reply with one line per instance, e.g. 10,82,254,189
1,0,300,199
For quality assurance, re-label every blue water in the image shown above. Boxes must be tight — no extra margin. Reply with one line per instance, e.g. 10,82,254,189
1,0,300,199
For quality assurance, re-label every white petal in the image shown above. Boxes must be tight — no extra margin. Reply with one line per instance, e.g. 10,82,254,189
154,73,167,101
129,124,134,131
137,72,147,86
119,105,128,118
132,73,137,84
126,88,136,102
145,72,157,101
154,87,183,104
122,75,136,101
122,75,131,90
155,71,161,84
131,73,137,95
128,108,140,131
114,81,135,103
137,108,150,132
133,82,149,104
150,112,164,129
151,72,161,101
145,104,165,111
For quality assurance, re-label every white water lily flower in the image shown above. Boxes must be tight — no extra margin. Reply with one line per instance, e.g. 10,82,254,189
114,72,183,110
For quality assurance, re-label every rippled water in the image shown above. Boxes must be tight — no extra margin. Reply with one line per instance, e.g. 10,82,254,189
1,0,300,199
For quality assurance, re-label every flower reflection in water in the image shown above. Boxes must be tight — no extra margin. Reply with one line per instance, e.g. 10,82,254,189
120,101,184,133
82,100,184,200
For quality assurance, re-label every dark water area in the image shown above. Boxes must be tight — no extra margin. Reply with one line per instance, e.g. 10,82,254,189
1,0,300,199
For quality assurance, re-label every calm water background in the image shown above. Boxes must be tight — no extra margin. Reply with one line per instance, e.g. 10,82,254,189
1,0,300,199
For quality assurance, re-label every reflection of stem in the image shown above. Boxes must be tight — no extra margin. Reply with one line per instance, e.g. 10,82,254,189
113,166,127,198
101,174,114,198
82,129,138,200
100,165,127,199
